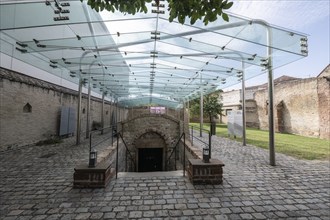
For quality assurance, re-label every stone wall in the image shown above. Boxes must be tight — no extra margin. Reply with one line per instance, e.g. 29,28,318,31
245,100,259,128
121,114,181,171
0,67,128,149
254,77,329,139
317,77,330,139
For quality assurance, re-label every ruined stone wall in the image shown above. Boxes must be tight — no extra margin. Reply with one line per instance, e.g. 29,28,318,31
245,100,259,128
317,77,330,139
254,78,327,138
122,114,180,149
0,68,127,149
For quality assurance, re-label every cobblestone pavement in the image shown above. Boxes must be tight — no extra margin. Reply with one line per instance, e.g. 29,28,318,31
0,133,329,220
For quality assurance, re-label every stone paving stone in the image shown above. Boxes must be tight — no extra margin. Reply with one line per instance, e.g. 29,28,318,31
143,210,155,218
129,211,142,218
89,212,103,219
1,134,329,220
115,211,129,219
155,210,168,217
103,212,116,219
75,213,91,219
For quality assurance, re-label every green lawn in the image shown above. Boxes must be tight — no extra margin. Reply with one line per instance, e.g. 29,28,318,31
190,123,330,161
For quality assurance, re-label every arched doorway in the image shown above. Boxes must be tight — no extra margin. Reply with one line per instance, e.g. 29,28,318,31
135,132,166,172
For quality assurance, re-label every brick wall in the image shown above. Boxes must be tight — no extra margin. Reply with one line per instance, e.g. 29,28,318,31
0,67,127,149
254,77,329,139
120,114,181,171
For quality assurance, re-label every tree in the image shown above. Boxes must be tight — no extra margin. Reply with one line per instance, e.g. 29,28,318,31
81,0,234,25
189,90,223,122
204,91,223,123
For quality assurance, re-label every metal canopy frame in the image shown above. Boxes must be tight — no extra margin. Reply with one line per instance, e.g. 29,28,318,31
0,0,308,109
1,0,308,165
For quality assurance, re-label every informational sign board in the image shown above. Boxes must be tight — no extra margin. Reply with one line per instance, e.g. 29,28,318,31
227,110,243,137
150,106,165,114
59,106,76,136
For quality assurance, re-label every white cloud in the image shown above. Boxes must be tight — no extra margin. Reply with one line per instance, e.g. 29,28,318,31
229,0,330,32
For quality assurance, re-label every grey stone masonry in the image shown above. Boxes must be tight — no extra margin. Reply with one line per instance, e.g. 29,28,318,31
0,132,329,219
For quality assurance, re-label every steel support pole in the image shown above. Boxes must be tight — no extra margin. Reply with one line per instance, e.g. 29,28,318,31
187,100,190,124
182,101,185,133
116,132,119,179
191,126,194,145
116,99,119,123
267,33,275,166
86,81,91,139
242,62,247,146
110,95,113,145
76,79,83,145
209,131,212,159
183,132,186,177
200,73,203,137
101,92,105,135
248,19,275,166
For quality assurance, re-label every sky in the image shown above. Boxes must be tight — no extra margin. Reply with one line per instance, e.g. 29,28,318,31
225,0,330,89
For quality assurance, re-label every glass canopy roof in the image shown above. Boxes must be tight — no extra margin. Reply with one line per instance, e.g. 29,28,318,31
0,0,308,108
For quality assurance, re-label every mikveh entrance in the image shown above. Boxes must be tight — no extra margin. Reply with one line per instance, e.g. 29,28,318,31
138,148,163,172
135,131,167,172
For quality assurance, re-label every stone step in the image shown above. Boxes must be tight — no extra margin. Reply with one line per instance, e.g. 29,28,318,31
117,170,184,178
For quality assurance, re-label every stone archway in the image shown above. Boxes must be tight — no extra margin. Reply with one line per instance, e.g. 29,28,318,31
133,129,169,172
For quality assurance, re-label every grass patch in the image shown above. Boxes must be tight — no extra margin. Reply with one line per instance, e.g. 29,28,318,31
190,123,330,161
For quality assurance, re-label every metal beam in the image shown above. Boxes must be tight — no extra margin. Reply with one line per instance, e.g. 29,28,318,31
200,73,203,137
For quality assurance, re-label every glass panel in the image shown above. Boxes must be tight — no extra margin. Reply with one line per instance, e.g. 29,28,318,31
0,1,308,108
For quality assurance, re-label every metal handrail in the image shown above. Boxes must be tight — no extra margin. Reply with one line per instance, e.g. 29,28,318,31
165,132,184,171
189,125,212,158
89,125,114,152
119,133,136,171
115,132,136,179
190,125,210,134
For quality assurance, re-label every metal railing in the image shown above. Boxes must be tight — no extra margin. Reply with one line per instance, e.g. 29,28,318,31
165,132,186,177
189,125,212,158
88,126,114,153
115,132,136,179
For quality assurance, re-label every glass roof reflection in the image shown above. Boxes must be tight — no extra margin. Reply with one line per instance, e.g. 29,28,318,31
0,0,308,108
